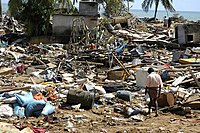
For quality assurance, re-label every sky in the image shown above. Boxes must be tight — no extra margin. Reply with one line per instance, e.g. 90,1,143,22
2,0,200,12
2,0,8,4
129,0,200,12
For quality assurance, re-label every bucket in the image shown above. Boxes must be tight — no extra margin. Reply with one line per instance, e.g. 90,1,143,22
158,92,175,107
67,89,94,110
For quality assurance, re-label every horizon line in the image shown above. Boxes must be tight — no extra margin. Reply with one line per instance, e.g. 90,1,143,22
131,8,200,12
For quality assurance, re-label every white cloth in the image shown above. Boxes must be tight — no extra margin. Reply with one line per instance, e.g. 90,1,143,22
146,72,163,88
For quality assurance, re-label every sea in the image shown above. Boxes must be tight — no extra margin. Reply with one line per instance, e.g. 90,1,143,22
2,3,200,21
131,9,200,21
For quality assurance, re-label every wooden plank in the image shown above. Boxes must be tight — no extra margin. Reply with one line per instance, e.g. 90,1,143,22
112,53,130,77
174,64,200,68
188,66,200,88
0,68,16,75
0,86,31,93
75,61,104,66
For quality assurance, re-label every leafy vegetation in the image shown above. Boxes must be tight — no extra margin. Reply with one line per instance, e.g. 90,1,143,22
8,0,77,36
142,0,175,18
97,0,134,17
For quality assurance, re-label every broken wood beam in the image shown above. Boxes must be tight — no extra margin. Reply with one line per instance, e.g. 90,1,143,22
0,68,16,75
34,56,47,67
75,61,104,66
188,66,200,88
0,86,31,93
164,71,200,85
131,39,180,48
167,67,200,72
112,53,130,76
174,64,200,68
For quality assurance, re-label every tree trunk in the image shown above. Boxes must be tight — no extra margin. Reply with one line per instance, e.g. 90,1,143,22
0,0,2,22
127,0,129,11
154,1,159,19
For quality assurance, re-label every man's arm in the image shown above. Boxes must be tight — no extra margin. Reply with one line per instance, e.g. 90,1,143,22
145,76,150,95
145,87,147,95
157,75,163,98
158,85,162,98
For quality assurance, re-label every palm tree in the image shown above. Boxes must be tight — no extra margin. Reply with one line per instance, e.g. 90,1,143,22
126,0,134,12
142,0,175,19
0,0,2,21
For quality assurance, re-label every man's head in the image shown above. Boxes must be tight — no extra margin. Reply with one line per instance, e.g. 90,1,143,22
148,67,154,74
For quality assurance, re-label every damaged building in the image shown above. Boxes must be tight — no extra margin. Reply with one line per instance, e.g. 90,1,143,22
175,23,200,44
52,1,99,43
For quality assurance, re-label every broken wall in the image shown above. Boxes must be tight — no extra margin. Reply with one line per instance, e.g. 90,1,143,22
79,1,98,16
176,24,200,44
52,14,98,43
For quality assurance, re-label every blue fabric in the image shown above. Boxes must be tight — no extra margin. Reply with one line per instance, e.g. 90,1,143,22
33,110,43,117
41,102,55,115
116,44,127,55
15,92,34,106
0,92,10,98
25,100,46,117
13,103,25,117
162,70,168,80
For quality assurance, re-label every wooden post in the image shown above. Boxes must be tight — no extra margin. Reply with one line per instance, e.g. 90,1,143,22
112,53,130,76
188,66,200,88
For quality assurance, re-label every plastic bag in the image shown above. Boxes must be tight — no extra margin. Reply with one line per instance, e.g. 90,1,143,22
41,102,55,115
144,93,150,104
0,104,13,117
13,103,25,117
15,92,34,106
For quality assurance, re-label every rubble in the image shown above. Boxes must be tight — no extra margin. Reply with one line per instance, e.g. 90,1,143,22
0,10,200,133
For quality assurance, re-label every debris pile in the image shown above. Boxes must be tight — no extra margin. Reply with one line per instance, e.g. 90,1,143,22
0,15,200,132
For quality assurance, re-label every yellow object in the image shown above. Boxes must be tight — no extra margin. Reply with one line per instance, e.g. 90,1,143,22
41,82,54,85
166,86,171,90
179,58,200,64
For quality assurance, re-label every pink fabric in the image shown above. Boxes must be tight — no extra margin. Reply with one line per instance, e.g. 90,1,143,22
146,72,163,88
30,126,46,133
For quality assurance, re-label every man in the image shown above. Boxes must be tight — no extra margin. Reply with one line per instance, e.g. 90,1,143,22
168,17,172,28
163,16,168,27
145,67,163,117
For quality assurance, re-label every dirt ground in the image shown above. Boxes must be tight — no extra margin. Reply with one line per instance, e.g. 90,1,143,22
9,64,200,133
16,106,199,133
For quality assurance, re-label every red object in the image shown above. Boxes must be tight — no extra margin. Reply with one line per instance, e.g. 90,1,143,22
49,94,57,101
90,43,96,50
163,64,170,69
30,126,46,133
33,92,44,100
17,64,24,74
